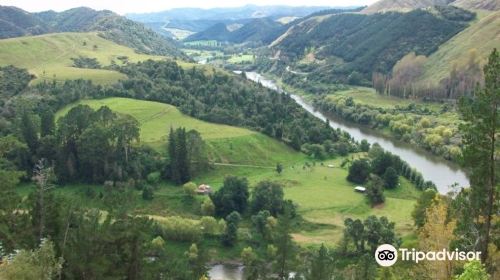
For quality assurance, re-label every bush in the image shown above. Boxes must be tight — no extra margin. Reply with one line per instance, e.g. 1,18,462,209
183,182,197,197
201,198,215,216
157,216,201,242
142,186,154,200
146,172,161,185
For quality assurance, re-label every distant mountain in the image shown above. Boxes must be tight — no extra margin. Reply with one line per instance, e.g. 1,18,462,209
127,5,335,23
185,17,285,44
0,6,182,57
0,6,50,38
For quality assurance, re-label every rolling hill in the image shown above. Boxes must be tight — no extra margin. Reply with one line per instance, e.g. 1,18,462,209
419,10,500,84
0,32,164,85
0,6,182,57
57,97,305,166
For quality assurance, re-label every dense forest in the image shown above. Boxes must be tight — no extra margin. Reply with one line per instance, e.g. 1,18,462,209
273,6,474,84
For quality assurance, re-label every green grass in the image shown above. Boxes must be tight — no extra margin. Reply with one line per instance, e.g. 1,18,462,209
183,40,219,47
56,97,304,166
0,32,165,85
227,54,255,64
195,157,419,246
420,10,500,84
327,87,445,111
53,97,420,246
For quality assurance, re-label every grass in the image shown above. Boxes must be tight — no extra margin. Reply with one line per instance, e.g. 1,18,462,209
227,54,255,64
420,10,500,84
56,97,304,166
53,97,420,246
0,32,166,85
183,40,219,47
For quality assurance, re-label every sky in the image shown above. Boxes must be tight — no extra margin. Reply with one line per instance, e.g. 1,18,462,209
2,0,378,14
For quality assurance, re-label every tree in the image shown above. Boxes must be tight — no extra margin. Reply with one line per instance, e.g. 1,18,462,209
305,244,335,280
241,247,261,280
40,110,55,137
366,174,385,206
347,159,371,184
0,239,62,280
412,189,437,228
186,130,209,177
20,110,38,153
167,128,192,185
201,198,215,216
210,176,249,217
185,244,207,279
455,260,489,280
31,159,56,241
458,48,499,261
142,186,154,200
167,127,180,184
251,210,274,242
222,211,241,247
276,163,283,175
250,181,285,216
419,196,457,280
383,167,399,189
274,206,296,279
363,216,398,253
371,151,393,176
360,139,370,152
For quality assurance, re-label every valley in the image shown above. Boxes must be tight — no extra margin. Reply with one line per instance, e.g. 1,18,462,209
0,1,498,279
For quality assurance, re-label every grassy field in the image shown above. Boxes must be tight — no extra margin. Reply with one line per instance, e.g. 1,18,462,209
326,87,445,111
53,97,420,245
56,97,304,166
183,40,219,47
0,32,165,85
227,54,255,64
420,10,500,84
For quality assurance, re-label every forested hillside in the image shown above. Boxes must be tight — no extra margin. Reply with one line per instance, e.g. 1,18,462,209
185,18,285,44
0,6,182,57
272,6,473,84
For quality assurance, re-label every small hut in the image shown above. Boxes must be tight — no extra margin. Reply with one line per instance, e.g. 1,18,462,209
354,186,366,193
196,184,212,195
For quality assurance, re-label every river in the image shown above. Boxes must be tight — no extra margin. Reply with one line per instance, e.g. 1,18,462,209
238,71,470,194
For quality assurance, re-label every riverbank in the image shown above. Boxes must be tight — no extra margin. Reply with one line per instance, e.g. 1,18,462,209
239,71,470,193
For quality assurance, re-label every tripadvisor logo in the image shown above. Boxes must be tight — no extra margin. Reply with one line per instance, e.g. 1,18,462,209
374,244,481,267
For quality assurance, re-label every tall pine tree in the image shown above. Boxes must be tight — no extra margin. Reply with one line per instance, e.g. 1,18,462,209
459,48,499,262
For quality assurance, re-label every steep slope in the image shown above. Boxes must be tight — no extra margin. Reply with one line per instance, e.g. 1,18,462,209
0,6,182,57
272,8,471,83
0,32,164,85
184,23,230,42
185,18,285,44
419,10,500,83
362,0,453,14
452,0,500,11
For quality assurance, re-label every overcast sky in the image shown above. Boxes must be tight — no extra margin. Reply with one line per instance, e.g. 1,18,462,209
2,0,378,14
